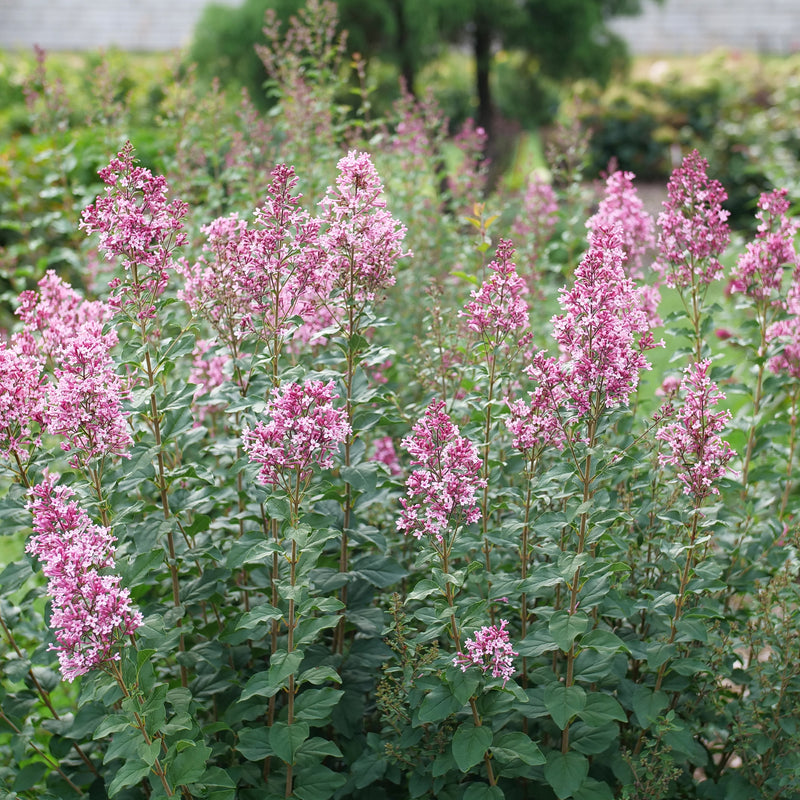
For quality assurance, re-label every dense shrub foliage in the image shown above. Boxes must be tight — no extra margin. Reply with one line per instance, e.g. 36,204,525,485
2,6,800,800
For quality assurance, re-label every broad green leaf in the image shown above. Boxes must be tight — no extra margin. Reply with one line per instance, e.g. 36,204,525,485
549,611,589,652
108,758,151,797
490,731,546,765
543,682,586,730
416,684,462,723
167,742,212,786
577,693,627,727
573,777,615,800
293,687,343,724
516,628,559,658
463,784,505,800
269,721,309,765
544,750,589,800
239,671,281,702
94,713,131,739
237,727,272,761
632,686,669,728
13,762,47,792
294,764,347,800
268,649,304,686
448,669,481,705
452,723,492,772
354,555,407,587
297,666,343,687
569,721,619,755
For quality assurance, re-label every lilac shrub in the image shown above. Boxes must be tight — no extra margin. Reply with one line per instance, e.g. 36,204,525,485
2,42,800,800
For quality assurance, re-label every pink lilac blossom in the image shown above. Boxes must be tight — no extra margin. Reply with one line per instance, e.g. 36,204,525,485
506,350,568,454
318,150,409,305
588,170,655,279
0,340,47,462
460,239,529,342
452,619,517,686
397,400,485,543
15,271,112,363
242,379,350,489
654,150,730,289
45,321,132,467
446,119,489,210
767,283,800,380
511,172,558,271
26,472,142,681
80,142,188,319
656,359,735,501
371,435,402,476
729,188,798,302
552,226,657,416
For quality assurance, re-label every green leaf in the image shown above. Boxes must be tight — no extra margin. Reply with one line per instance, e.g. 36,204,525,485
463,784,505,800
297,666,343,687
549,611,589,652
13,762,48,792
543,682,587,730
237,727,272,761
293,687,343,724
354,555,407,587
108,758,152,797
167,742,212,786
270,721,309,765
294,764,347,800
577,693,627,727
544,751,589,800
573,777,615,800
94,713,131,739
632,686,669,729
491,731,546,765
448,669,481,705
406,579,439,601
416,684,462,723
452,723,492,772
570,721,619,755
269,649,304,686
240,671,281,702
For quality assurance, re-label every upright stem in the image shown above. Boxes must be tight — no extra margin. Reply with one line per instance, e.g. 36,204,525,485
780,386,799,519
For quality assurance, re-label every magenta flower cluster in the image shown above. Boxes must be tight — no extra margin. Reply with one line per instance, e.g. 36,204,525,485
461,239,529,342
319,150,409,303
655,149,730,289
453,619,518,686
45,321,132,467
242,379,350,489
0,341,46,463
587,170,655,279
729,188,799,302
768,282,800,380
397,400,485,543
656,359,735,501
551,226,657,416
25,472,142,682
80,141,189,319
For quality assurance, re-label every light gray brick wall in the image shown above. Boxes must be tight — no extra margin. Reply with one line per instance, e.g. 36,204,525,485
0,0,798,53
609,0,800,55
0,0,239,51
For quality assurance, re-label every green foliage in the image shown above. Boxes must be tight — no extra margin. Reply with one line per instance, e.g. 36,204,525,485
2,9,800,800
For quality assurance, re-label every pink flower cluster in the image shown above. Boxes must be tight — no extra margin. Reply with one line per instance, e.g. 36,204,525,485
453,619,517,686
397,400,485,543
45,321,132,467
654,150,730,289
729,188,798,302
179,164,323,351
26,472,142,682
656,359,735,502
506,351,567,455
15,270,111,363
0,340,47,462
242,379,350,488
552,226,656,415
80,142,188,319
588,170,655,279
319,150,409,303
371,435,402,476
460,239,529,342
768,282,800,380
511,172,558,269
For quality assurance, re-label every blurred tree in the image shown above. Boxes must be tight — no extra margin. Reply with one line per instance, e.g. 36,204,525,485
190,0,656,134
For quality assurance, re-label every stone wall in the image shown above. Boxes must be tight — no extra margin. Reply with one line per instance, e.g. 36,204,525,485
0,0,238,51
608,0,800,55
0,0,798,54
